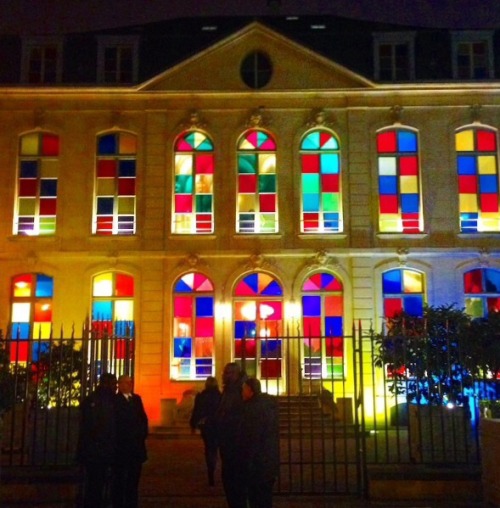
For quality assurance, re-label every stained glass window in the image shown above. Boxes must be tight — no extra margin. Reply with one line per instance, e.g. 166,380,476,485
464,268,500,318
15,132,59,235
94,132,137,235
300,129,342,233
172,272,215,380
456,127,499,233
233,273,283,379
92,272,135,362
173,131,214,234
236,130,277,233
377,128,423,233
301,272,344,379
10,273,53,363
382,269,424,318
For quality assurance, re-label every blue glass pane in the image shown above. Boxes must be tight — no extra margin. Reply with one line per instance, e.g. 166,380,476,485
301,132,320,150
174,338,192,358
174,278,192,292
20,160,38,178
35,275,53,297
261,339,281,356
321,154,339,174
485,269,500,293
460,213,478,233
324,213,339,230
242,274,258,294
235,321,256,339
11,323,30,340
32,341,50,361
92,301,113,320
303,194,320,212
98,134,117,155
398,131,417,152
325,316,343,336
383,270,402,294
195,359,213,377
404,296,423,317
97,197,114,215
479,175,498,193
119,160,136,177
40,179,57,197
115,320,134,336
196,297,213,317
321,273,335,289
379,176,398,195
401,194,419,213
457,156,477,175
175,175,193,194
197,138,214,151
302,295,321,317
261,280,283,296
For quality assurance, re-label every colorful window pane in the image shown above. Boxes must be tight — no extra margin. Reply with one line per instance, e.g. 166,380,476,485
377,127,423,233
15,132,59,236
172,272,215,380
382,269,424,318
237,130,278,233
173,131,214,234
300,129,342,233
10,273,53,363
301,273,344,379
94,132,137,235
456,127,499,233
233,273,283,381
464,268,500,318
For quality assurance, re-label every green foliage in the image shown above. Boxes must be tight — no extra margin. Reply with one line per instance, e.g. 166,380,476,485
0,344,28,414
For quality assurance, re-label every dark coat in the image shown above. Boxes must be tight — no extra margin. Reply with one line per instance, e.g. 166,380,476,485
190,387,221,432
215,379,244,459
114,392,148,464
77,385,116,465
239,393,280,482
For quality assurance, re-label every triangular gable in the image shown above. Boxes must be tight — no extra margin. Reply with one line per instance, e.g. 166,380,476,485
139,22,374,92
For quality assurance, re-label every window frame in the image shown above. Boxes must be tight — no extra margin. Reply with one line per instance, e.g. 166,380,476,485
21,36,63,84
96,35,139,84
373,32,416,82
451,31,494,80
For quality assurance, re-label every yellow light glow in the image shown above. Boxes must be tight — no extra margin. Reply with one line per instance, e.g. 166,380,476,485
259,304,275,319
215,302,232,321
285,302,301,320
240,302,257,321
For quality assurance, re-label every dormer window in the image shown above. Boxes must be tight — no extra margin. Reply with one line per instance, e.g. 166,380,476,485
21,37,63,84
97,36,139,84
373,32,415,82
452,31,494,80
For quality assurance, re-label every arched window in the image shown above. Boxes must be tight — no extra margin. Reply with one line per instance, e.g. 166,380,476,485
382,268,424,318
456,126,499,233
464,268,500,318
233,273,283,379
377,127,422,233
15,131,59,235
301,272,344,379
94,131,137,235
300,129,342,233
172,272,215,380
173,130,214,234
10,273,53,362
236,130,277,233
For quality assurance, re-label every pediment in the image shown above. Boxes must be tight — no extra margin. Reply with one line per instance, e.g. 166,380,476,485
139,22,374,92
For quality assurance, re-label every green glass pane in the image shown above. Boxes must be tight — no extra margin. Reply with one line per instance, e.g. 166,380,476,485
465,297,484,318
39,217,56,234
321,154,339,174
322,193,339,212
196,194,213,213
175,175,193,194
259,174,276,193
326,362,343,379
301,132,320,150
302,174,320,193
197,138,213,151
260,214,276,232
238,154,257,174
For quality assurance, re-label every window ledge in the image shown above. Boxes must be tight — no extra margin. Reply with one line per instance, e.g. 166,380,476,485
377,233,428,240
233,234,283,239
458,233,500,239
168,234,217,240
297,234,347,240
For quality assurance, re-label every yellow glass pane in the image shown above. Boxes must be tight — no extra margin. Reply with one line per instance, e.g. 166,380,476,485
12,302,31,323
174,317,191,337
403,270,423,293
459,194,478,213
259,154,276,174
378,157,397,175
13,278,32,297
239,138,255,150
93,273,113,297
234,301,256,321
20,133,39,156
173,214,193,233
479,213,500,232
175,154,192,175
192,132,207,149
18,198,36,215
97,178,116,196
238,194,257,212
465,297,484,318
40,159,59,178
478,155,497,174
115,300,133,321
33,322,51,339
400,176,418,194
455,130,474,152
117,197,135,214
195,174,213,193
119,133,137,155
379,215,400,232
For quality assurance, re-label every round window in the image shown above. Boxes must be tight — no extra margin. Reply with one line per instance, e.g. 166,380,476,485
240,51,273,89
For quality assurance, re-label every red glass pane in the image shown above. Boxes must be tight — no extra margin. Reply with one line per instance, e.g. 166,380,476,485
303,317,321,337
325,295,343,316
377,131,397,153
196,214,212,231
10,341,29,362
97,160,117,178
118,179,135,196
19,179,37,197
464,270,483,293
401,213,420,233
39,199,57,215
259,301,282,320
380,195,399,213
96,217,113,234
235,339,256,358
174,296,193,318
301,154,320,173
458,175,477,193
399,156,418,175
260,359,281,378
195,317,214,337
321,174,339,192
34,302,52,322
115,274,134,297
487,297,500,312
92,320,113,336
320,132,333,148
239,174,257,193
259,194,275,212
13,274,33,297
42,134,59,156
325,337,343,357
480,194,499,213
175,195,193,213
303,213,319,231
477,130,497,152
115,339,126,359
195,154,214,174
384,298,403,318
